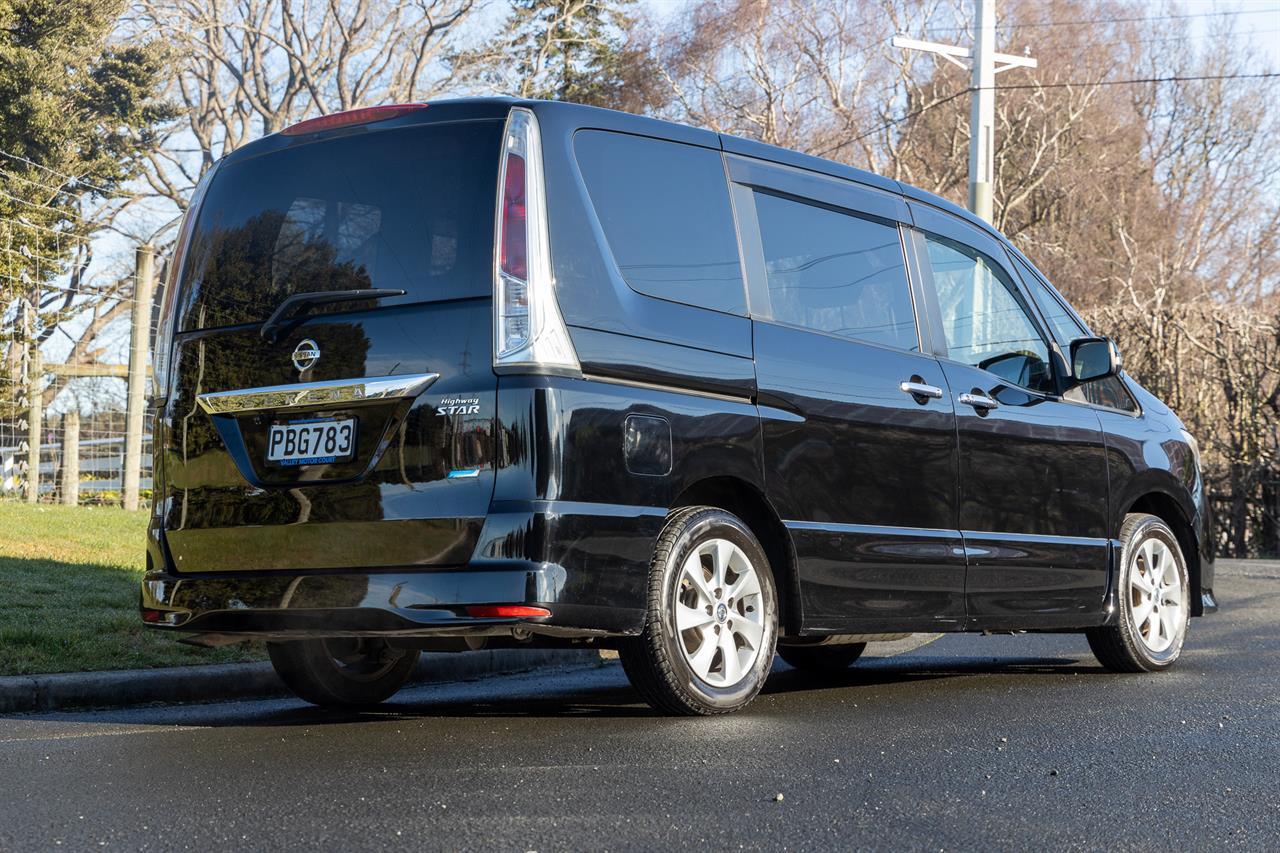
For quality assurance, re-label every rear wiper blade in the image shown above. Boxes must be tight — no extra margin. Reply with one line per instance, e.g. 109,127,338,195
260,288,405,341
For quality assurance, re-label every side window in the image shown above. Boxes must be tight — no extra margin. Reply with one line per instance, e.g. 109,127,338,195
1065,375,1140,413
574,130,746,315
752,190,917,351
924,234,1054,393
1011,253,1139,413
1010,254,1086,345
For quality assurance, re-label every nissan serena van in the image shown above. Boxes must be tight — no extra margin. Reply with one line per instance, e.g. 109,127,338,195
142,98,1215,715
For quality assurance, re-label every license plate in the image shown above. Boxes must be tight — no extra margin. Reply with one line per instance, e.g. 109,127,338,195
266,418,356,466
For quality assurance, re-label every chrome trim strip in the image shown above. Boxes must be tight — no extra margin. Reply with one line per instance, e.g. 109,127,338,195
579,372,754,406
196,373,440,415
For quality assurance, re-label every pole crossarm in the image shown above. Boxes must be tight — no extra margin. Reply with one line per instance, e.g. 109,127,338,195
890,35,1038,73
890,35,972,70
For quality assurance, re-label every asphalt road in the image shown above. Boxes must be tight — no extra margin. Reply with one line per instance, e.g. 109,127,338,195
2,562,1277,852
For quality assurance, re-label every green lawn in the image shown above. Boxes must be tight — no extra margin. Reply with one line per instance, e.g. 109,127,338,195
0,502,262,675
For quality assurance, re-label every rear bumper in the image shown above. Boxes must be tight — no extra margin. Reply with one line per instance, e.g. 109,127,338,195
141,562,644,640
142,499,667,640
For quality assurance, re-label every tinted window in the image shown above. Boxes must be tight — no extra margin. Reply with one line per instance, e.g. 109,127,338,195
178,121,503,331
925,234,1053,392
1008,253,1136,409
753,191,916,351
1065,375,1139,413
575,131,746,315
1011,254,1086,345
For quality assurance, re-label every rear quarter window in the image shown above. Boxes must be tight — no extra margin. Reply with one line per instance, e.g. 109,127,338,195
574,130,746,315
177,121,503,331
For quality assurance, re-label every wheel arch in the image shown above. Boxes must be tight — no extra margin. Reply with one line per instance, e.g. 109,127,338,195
671,476,801,634
1124,490,1204,616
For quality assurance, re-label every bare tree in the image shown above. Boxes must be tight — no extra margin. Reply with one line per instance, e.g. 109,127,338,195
639,0,1280,551
130,0,479,218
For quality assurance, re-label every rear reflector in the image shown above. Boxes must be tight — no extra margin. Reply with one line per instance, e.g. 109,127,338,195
466,605,551,619
141,608,164,623
281,104,427,136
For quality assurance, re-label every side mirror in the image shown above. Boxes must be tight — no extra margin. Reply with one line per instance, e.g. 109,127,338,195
1069,337,1120,383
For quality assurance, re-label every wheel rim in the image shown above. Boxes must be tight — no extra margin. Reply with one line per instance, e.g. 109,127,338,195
673,538,767,688
1127,536,1184,654
322,638,403,682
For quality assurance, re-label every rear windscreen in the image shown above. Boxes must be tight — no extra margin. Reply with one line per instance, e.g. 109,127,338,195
176,120,503,331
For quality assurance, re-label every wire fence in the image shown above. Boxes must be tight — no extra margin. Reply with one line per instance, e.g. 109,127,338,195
1,152,159,510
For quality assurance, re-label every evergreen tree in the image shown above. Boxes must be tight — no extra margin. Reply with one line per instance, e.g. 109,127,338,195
456,0,637,108
0,0,174,309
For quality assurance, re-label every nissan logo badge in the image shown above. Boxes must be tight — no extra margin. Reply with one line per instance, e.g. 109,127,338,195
292,338,321,373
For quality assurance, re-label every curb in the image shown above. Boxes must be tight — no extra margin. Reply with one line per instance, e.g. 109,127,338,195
0,648,602,714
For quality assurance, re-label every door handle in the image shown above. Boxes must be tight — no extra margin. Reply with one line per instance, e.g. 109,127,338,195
899,380,943,400
959,391,999,411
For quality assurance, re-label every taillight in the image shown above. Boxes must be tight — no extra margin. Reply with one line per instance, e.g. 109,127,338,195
500,153,527,280
280,104,427,136
152,161,220,401
493,108,579,374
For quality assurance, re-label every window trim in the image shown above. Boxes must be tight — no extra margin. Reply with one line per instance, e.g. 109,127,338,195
736,185,923,354
725,154,912,224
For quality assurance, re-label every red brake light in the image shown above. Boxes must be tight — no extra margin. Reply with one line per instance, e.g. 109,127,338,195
466,605,550,619
281,104,427,136
500,153,528,280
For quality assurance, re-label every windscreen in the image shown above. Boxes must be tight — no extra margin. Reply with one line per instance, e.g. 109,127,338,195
176,120,503,331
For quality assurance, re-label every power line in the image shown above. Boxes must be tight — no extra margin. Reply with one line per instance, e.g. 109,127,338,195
988,70,1280,90
924,5,1280,34
0,148,129,199
834,71,1280,155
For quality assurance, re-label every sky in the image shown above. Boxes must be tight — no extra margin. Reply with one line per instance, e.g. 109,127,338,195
643,0,1280,63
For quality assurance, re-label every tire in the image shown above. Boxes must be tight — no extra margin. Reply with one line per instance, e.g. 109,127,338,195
267,638,420,707
777,641,866,673
619,506,779,716
1086,513,1191,673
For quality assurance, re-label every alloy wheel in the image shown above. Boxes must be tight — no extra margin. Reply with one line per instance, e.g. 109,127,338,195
672,538,767,687
1127,536,1185,654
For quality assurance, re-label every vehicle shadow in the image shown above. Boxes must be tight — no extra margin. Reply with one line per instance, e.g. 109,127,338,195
2,653,1109,728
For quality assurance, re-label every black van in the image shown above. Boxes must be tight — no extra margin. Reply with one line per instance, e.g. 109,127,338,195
142,98,1215,715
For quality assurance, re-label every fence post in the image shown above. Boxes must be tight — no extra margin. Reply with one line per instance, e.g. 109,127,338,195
60,410,80,506
25,347,42,504
123,245,155,511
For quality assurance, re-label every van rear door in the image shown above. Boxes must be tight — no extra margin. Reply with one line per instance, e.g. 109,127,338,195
156,117,504,572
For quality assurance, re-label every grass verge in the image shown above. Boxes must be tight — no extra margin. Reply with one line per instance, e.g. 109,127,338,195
0,502,261,676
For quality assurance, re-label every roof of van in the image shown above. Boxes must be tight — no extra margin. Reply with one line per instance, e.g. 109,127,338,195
240,96,1004,243
523,99,1006,243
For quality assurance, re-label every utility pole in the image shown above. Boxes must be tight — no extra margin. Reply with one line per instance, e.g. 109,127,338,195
123,244,155,512
892,0,1036,222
